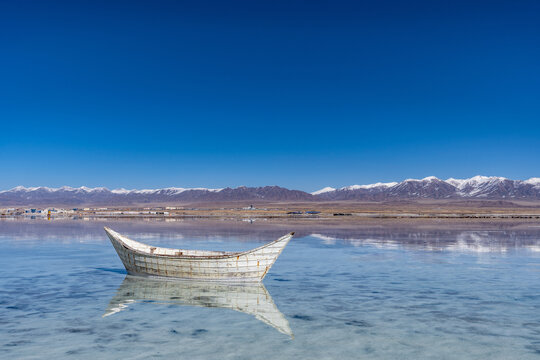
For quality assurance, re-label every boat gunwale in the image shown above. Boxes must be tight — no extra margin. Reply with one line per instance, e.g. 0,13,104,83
104,227,294,260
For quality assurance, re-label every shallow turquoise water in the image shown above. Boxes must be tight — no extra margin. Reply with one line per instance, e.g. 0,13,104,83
1,219,540,359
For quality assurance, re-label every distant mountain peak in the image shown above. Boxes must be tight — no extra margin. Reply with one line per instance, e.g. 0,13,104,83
311,187,336,195
342,182,398,190
524,178,540,186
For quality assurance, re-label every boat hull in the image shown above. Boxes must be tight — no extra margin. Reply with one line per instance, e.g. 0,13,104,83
105,227,293,282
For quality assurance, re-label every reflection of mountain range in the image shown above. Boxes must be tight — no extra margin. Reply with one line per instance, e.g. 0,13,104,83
3,218,540,253
2,176,540,205
104,275,293,337
310,231,539,253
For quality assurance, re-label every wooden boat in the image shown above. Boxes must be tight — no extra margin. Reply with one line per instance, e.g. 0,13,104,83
103,275,293,337
104,227,293,282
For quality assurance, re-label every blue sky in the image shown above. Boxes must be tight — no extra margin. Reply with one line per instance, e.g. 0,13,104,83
1,0,539,192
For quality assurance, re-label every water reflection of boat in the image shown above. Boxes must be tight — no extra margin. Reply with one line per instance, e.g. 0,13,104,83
104,275,293,337
104,227,293,282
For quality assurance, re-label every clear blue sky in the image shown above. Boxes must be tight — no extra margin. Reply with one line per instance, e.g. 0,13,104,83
1,0,539,192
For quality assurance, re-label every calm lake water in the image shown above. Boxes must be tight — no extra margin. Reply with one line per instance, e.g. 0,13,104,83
2,219,540,359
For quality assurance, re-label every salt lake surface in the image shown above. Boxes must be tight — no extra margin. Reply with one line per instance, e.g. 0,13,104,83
1,219,540,359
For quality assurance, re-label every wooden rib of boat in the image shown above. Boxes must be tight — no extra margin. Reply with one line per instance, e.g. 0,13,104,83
104,227,293,282
103,275,293,337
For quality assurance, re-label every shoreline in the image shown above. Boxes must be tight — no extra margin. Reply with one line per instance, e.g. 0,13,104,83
3,213,540,221
3,200,540,221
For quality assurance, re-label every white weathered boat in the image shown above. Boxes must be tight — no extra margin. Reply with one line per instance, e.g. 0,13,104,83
103,275,293,337
104,227,293,282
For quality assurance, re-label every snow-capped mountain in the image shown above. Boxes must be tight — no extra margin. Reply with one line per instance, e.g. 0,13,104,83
1,176,540,206
312,176,540,200
311,187,336,195
0,185,312,205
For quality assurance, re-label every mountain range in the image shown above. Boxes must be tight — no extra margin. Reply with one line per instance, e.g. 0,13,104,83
312,176,540,201
1,176,539,206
